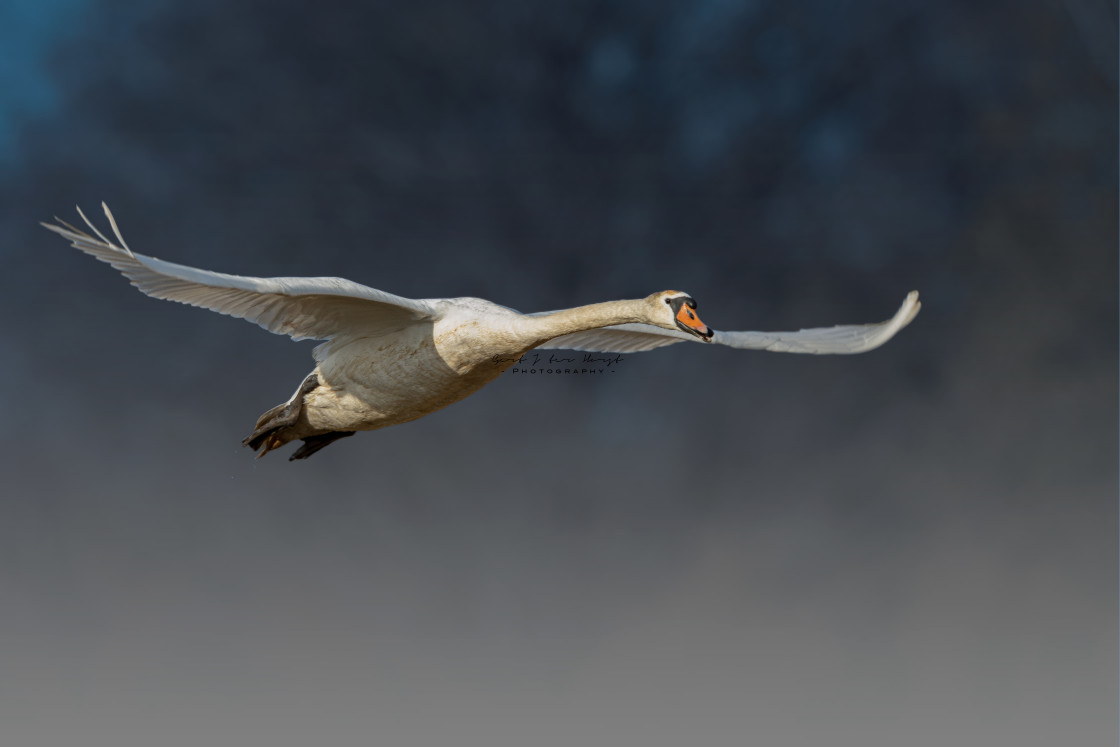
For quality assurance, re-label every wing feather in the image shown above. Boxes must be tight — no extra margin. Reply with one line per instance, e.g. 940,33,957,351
43,204,437,341
535,324,691,353
712,291,920,354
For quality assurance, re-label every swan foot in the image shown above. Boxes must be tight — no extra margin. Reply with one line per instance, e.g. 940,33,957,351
243,372,320,455
288,431,356,461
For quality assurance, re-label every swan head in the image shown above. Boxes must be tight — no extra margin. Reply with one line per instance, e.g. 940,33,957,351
650,291,713,341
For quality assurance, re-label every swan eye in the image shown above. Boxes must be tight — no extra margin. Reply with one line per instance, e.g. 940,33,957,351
665,298,671,305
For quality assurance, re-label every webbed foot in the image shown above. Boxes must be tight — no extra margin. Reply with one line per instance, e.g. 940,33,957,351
243,372,320,454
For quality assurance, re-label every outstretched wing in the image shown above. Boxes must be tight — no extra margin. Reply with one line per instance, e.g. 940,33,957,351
535,324,694,353
536,292,920,354
712,291,920,353
43,204,438,341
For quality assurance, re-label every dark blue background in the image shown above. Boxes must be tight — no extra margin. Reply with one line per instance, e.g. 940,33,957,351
1,1,1115,745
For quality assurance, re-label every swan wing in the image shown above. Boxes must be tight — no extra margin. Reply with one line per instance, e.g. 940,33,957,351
43,204,438,341
536,292,919,354
535,324,692,353
711,291,920,353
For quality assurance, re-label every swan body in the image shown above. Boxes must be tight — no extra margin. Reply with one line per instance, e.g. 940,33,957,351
43,204,921,460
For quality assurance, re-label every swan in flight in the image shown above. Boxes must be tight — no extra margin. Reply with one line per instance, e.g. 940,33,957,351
44,204,921,461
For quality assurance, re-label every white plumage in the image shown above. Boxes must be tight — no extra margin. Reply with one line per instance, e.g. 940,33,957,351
43,204,920,460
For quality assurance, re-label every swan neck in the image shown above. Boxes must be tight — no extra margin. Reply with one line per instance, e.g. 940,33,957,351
523,299,649,345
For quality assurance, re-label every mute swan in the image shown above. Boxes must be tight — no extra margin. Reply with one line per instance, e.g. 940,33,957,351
43,204,921,461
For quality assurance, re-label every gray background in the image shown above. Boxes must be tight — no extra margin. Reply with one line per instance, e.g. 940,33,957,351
1,1,1116,745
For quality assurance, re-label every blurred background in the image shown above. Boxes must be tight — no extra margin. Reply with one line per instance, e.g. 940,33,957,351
0,1,1115,745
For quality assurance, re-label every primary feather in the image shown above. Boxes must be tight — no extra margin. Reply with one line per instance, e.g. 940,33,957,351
42,203,436,341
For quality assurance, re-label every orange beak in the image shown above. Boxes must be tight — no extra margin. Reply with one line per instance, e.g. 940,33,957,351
676,303,712,339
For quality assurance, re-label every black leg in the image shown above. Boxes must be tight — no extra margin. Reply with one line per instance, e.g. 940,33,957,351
288,431,356,461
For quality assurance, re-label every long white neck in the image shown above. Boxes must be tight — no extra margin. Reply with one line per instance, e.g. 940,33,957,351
517,299,652,347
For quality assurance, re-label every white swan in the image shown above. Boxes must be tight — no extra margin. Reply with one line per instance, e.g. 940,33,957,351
44,204,921,460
